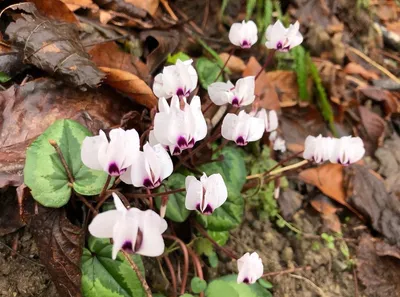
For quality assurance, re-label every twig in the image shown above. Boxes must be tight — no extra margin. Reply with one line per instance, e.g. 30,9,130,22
262,266,311,277
289,274,328,297
121,250,152,297
160,0,178,21
164,255,178,297
125,188,185,199
246,159,309,180
146,188,154,209
74,191,98,215
193,220,238,260
163,235,190,295
49,140,74,183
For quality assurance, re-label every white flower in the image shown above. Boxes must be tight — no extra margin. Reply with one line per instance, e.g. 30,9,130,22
185,173,228,215
153,95,207,155
273,137,286,152
237,252,263,284
221,110,264,146
81,128,139,176
208,77,255,107
265,20,303,52
229,20,258,48
153,59,198,99
303,135,334,163
329,136,365,165
256,109,278,132
89,193,167,259
120,143,173,189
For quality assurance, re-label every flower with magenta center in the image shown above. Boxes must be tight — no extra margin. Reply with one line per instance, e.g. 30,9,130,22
120,143,173,189
208,76,255,107
303,135,334,163
81,128,139,176
255,108,279,132
185,173,228,215
89,193,167,259
229,20,258,49
153,95,207,155
221,110,264,146
265,20,303,52
153,59,198,99
237,252,263,284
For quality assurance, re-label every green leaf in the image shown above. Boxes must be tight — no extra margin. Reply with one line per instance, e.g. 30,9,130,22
155,173,190,222
24,119,111,207
208,251,219,268
81,237,145,297
246,0,257,20
206,280,239,297
292,45,309,101
216,275,273,297
0,72,11,83
191,277,207,293
194,238,214,257
257,279,273,289
196,146,246,231
208,230,229,246
196,57,223,89
167,52,191,64
180,294,195,297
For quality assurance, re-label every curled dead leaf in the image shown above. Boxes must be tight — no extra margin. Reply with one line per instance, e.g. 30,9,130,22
100,67,157,108
344,62,380,81
28,0,79,23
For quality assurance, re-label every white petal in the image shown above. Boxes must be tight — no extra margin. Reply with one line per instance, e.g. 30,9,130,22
348,137,365,163
303,135,317,161
153,73,168,98
136,210,167,257
154,112,173,146
229,22,243,46
121,129,140,169
185,176,202,210
245,20,258,45
266,110,278,132
203,173,228,211
88,210,120,238
143,143,161,184
221,113,239,141
190,96,208,142
208,81,233,105
81,131,108,171
234,76,255,106
152,144,173,181
246,116,265,142
237,252,263,284
120,166,133,185
113,192,127,212
130,151,147,187
273,137,286,152
158,97,170,113
111,215,139,260
148,130,159,146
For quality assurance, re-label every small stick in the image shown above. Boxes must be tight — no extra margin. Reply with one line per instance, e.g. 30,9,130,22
289,274,328,297
75,191,98,215
246,159,309,180
164,255,178,297
83,35,129,47
49,140,74,183
121,250,152,297
262,266,311,277
163,235,190,295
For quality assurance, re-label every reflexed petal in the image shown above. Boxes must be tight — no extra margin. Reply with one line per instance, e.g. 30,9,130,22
246,20,258,45
113,192,127,212
303,135,317,160
136,210,167,257
81,131,108,170
183,59,198,89
143,143,161,184
111,215,139,260
266,110,278,132
190,96,208,142
348,137,365,163
154,112,173,146
237,252,263,284
273,137,286,152
203,173,228,211
130,151,148,187
148,130,160,146
246,116,265,142
221,113,239,141
152,144,173,181
101,129,127,174
120,166,133,185
234,76,255,106
228,22,243,46
153,73,167,98
158,97,170,113
185,176,203,211
121,129,140,169
208,81,233,105
88,210,120,238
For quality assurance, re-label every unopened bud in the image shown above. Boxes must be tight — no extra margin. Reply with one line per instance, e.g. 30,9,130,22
160,195,169,218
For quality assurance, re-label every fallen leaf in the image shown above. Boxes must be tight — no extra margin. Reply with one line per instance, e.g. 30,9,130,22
140,30,180,74
375,240,400,260
4,3,104,88
278,188,303,220
0,188,26,236
0,34,25,78
345,164,400,246
387,21,400,36
94,0,147,19
30,207,84,297
358,106,385,154
0,78,133,187
310,194,339,215
357,234,400,297
322,213,342,233
299,163,362,218
344,62,380,81
28,0,79,23
219,52,246,73
99,67,157,108
89,41,149,81
60,0,98,11
125,0,159,15
359,86,400,117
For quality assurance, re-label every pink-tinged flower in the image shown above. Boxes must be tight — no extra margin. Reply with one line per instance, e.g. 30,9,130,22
185,173,228,215
229,20,258,48
256,109,278,132
329,136,365,165
208,77,255,107
89,193,167,259
237,252,263,284
153,95,207,155
120,143,173,189
221,111,264,146
153,59,198,99
265,20,303,52
303,135,334,163
273,136,286,152
81,128,139,176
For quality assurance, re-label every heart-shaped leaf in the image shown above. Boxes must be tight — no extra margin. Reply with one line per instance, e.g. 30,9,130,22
81,237,145,297
207,275,273,297
24,119,110,207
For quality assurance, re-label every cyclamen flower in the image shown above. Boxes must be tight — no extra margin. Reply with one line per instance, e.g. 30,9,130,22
153,59,198,99
208,76,255,107
153,95,207,155
237,252,263,284
221,111,264,146
303,135,334,163
81,128,139,176
89,193,167,259
273,136,286,153
265,20,303,52
229,20,258,48
120,143,173,189
256,109,278,132
185,173,228,215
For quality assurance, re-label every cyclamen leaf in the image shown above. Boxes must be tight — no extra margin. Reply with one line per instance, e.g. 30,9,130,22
212,275,273,297
81,237,145,297
191,277,207,293
196,57,224,89
24,119,111,207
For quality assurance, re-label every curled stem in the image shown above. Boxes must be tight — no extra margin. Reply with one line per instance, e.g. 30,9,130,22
121,250,152,297
163,255,178,297
99,175,112,201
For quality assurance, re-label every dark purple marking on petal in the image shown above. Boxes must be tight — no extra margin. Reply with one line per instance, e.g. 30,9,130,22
122,241,133,253
188,138,195,148
172,146,182,155
143,178,153,188
276,41,283,50
241,40,251,48
177,136,188,148
196,203,213,215
243,278,250,284
108,162,121,176
236,136,247,146
176,88,185,97
231,97,240,107
134,229,143,252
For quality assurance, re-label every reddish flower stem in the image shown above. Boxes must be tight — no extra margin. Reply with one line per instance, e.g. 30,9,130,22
163,255,178,297
254,50,276,80
146,188,154,209
215,48,234,82
188,248,205,297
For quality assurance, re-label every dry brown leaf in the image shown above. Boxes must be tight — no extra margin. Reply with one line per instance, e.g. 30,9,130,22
299,163,362,218
310,194,339,215
359,86,400,117
99,67,157,109
60,0,98,11
322,213,342,233
219,52,246,73
125,0,159,15
387,21,400,35
344,62,380,81
28,0,79,23
358,106,385,154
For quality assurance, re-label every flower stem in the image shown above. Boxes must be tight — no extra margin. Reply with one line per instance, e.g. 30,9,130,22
163,255,177,297
188,247,205,297
99,175,112,201
254,49,276,80
121,250,152,297
163,235,190,296
146,188,154,209
125,188,186,199
49,140,74,183
215,48,234,82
